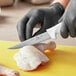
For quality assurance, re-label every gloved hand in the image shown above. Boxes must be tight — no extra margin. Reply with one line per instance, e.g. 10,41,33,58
17,2,64,41
59,0,76,38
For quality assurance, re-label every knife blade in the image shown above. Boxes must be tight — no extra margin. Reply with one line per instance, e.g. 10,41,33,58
9,22,62,49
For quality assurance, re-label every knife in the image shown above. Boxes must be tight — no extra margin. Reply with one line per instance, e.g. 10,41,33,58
9,22,62,49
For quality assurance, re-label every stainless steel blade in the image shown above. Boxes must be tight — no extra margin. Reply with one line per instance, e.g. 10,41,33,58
9,32,51,49
9,22,62,49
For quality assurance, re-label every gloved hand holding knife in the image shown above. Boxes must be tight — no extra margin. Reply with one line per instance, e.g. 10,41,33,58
17,0,70,41
9,0,71,49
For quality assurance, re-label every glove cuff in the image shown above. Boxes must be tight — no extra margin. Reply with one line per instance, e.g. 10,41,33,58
50,2,65,17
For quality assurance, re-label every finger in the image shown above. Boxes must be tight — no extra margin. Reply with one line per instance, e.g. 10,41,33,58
68,23,76,37
26,17,39,39
60,22,69,38
17,16,29,41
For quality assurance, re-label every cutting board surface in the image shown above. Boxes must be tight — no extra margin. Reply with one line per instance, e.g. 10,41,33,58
0,40,76,76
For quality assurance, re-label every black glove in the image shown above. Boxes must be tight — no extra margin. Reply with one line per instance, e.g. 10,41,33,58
59,0,76,38
17,2,64,41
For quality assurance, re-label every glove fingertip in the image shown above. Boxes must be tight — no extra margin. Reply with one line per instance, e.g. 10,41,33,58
60,30,69,38
60,23,69,38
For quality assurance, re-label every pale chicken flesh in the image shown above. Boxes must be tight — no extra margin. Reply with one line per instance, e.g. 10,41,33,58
14,46,49,71
0,65,19,76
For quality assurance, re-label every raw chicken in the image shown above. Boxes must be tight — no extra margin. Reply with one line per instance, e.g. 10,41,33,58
14,46,49,71
0,65,19,76
34,41,56,52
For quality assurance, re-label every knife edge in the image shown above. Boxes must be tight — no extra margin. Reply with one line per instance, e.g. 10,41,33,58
9,32,51,49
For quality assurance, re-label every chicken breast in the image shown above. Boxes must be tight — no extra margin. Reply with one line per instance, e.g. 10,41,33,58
34,41,56,52
14,46,49,71
0,65,19,76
